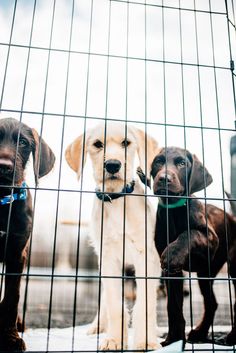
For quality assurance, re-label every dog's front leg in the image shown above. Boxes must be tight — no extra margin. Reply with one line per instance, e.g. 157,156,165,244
99,252,128,351
0,238,28,352
87,288,107,335
0,248,27,352
161,229,219,274
163,272,186,346
132,249,161,350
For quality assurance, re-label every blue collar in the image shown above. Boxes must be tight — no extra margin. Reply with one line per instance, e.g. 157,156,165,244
0,182,27,206
96,180,135,203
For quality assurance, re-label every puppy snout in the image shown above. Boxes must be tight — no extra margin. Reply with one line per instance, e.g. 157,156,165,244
0,158,14,174
158,172,173,185
104,159,121,174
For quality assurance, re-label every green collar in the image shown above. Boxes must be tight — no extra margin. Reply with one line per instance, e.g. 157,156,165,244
158,197,187,209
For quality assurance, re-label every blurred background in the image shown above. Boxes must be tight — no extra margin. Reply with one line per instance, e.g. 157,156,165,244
0,0,235,335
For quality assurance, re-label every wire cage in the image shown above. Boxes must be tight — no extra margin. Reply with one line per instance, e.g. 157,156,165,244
0,0,236,352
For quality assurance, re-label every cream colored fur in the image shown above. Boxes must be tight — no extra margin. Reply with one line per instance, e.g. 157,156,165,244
65,121,161,351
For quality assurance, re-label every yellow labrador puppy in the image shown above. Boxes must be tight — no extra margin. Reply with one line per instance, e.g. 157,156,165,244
65,121,161,351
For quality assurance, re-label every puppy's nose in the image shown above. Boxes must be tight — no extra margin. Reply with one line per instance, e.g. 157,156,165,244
105,159,121,174
158,173,172,184
0,158,14,174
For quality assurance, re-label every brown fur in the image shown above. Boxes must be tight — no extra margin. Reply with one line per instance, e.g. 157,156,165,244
151,147,236,346
0,118,55,351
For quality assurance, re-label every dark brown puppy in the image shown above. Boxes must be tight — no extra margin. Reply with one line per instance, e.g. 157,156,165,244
0,118,55,351
151,147,236,346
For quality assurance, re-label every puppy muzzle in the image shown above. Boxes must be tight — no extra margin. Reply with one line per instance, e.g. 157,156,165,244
0,158,14,175
154,172,183,195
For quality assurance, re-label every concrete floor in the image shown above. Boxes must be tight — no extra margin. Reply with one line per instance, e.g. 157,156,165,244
17,268,235,335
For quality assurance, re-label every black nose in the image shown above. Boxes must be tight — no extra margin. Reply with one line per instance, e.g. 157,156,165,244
0,158,14,175
105,159,121,174
158,173,172,184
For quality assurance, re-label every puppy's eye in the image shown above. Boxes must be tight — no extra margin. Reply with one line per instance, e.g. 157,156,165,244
121,139,131,148
177,160,186,167
93,140,103,149
18,138,28,147
155,158,164,166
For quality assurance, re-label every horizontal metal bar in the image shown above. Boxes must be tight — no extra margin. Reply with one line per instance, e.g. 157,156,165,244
110,0,227,16
0,184,234,203
0,42,231,71
0,108,235,133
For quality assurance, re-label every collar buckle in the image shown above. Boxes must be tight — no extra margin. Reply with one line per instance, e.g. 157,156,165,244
4,195,15,204
106,194,112,203
0,182,27,206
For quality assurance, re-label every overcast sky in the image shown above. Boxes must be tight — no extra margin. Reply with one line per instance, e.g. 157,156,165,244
0,0,235,249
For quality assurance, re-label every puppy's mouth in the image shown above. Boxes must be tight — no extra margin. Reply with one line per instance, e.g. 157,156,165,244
109,175,119,180
154,185,184,196
106,173,121,181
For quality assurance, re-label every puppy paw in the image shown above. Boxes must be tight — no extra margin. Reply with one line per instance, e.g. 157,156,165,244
161,244,186,274
187,328,208,343
99,337,127,351
87,323,106,335
161,333,186,347
226,329,236,346
17,317,25,333
135,341,161,351
0,328,26,351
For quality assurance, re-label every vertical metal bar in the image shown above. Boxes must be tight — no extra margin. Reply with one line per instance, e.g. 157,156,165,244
0,0,37,322
178,1,194,347
144,0,148,348
0,0,17,110
161,0,171,306
230,135,236,204
71,0,95,349
209,0,234,341
50,1,77,351
37,0,57,350
193,1,215,350
225,0,236,130
120,0,130,350
69,0,90,346
70,0,94,346
16,0,38,337
94,0,110,350
0,0,17,298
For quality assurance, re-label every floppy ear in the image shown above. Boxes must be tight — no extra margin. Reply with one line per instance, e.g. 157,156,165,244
65,133,87,180
189,154,213,194
32,129,56,185
131,127,159,183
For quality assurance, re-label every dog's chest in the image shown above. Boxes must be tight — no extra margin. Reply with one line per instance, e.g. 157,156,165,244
0,203,29,234
94,202,141,239
90,194,154,253
155,206,188,255
0,206,12,231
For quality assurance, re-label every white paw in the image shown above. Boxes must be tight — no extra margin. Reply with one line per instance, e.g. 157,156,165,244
87,323,106,335
99,337,127,351
135,341,162,351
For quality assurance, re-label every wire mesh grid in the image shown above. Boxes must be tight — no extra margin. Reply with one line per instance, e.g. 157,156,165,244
0,0,236,352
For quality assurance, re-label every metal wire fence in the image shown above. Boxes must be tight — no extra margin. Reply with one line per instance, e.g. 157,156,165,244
0,0,236,352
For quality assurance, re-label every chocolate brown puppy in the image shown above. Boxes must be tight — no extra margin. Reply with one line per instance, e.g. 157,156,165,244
151,147,236,346
0,118,55,351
